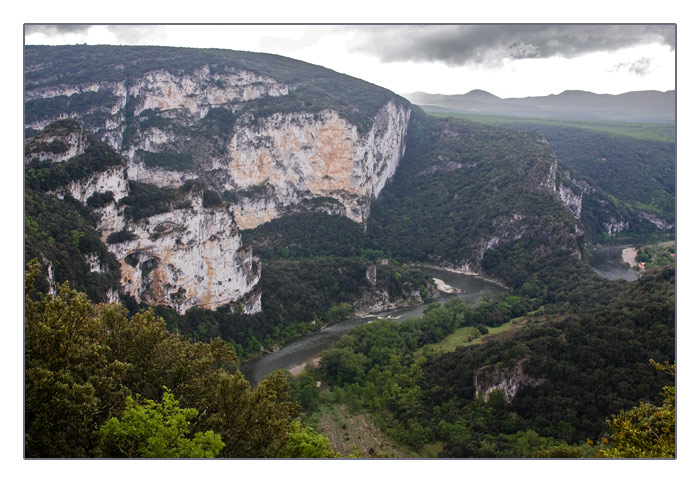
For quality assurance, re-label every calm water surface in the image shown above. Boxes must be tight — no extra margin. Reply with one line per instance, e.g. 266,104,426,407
240,267,504,385
588,244,639,281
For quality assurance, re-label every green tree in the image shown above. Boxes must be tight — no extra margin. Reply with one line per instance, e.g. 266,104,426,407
24,259,300,458
600,360,675,458
96,389,224,458
281,420,340,458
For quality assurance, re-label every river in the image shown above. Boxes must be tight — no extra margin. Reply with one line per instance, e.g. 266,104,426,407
240,267,505,385
588,243,639,282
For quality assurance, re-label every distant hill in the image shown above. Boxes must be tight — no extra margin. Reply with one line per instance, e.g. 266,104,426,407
404,89,676,123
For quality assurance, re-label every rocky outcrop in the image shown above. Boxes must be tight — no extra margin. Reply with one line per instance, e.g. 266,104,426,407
474,359,544,403
353,264,437,316
24,121,88,164
27,119,262,314
557,184,583,220
129,66,290,118
603,218,630,236
105,193,261,314
26,56,411,229
639,211,675,230
56,166,130,204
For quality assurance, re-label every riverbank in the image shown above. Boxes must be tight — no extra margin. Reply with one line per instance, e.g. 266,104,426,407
622,247,638,268
288,356,321,376
240,266,505,386
411,263,510,290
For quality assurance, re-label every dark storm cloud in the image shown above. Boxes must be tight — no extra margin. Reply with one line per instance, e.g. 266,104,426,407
25,24,93,36
347,25,675,66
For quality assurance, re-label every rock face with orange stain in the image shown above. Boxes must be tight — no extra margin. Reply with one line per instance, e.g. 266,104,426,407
25,46,412,313
226,100,411,228
105,191,261,315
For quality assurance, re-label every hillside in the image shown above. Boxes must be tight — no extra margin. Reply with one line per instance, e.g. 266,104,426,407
406,89,676,123
423,111,676,240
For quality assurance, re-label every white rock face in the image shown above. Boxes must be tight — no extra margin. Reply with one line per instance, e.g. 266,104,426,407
226,100,411,227
604,218,629,236
107,194,260,314
558,184,583,219
85,253,107,273
127,162,198,188
640,211,675,230
129,67,289,118
26,62,412,314
58,166,130,204
26,64,411,229
25,67,290,150
474,359,544,403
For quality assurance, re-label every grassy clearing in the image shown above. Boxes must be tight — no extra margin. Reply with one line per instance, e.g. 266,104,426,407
306,404,416,458
416,316,529,356
417,326,481,355
469,317,527,345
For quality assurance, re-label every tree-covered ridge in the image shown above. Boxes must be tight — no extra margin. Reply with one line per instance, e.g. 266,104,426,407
365,108,581,266
600,360,675,458
425,111,676,236
300,253,674,457
24,118,83,156
25,45,408,135
509,124,675,218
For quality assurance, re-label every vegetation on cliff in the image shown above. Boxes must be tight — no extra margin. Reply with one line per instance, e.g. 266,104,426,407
24,259,335,458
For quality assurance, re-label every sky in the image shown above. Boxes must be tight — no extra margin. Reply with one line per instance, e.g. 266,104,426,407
23,23,676,98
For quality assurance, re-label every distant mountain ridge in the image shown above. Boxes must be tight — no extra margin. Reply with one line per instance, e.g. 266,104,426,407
404,89,676,123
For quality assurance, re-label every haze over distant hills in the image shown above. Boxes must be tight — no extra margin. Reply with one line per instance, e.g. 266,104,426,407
404,89,676,123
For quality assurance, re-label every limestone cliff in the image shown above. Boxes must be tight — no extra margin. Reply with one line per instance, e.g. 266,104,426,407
26,121,261,314
25,45,412,228
106,193,261,314
25,45,412,313
224,101,410,227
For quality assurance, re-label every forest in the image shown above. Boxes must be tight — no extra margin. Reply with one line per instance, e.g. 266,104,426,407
289,248,675,457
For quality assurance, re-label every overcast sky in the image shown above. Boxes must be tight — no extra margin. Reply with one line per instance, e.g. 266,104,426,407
24,24,675,98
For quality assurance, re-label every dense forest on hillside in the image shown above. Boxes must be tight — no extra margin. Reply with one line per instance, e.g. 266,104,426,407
364,110,580,265
24,188,122,303
294,249,675,457
425,111,676,240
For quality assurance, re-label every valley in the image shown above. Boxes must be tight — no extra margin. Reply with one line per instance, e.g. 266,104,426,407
23,43,675,459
